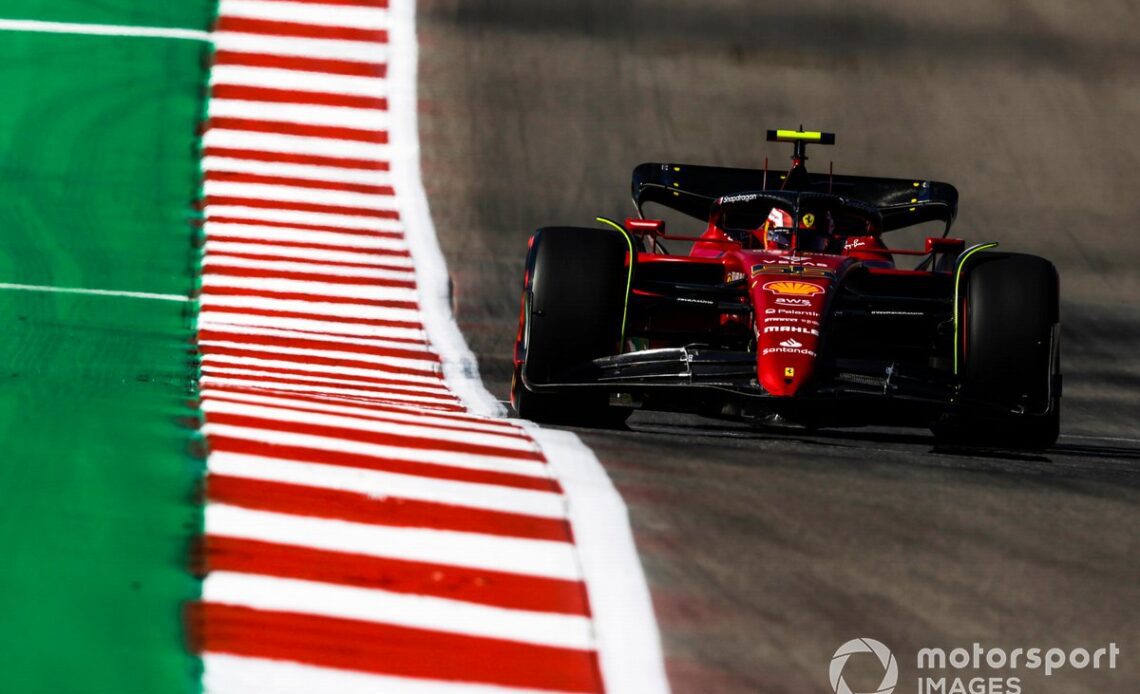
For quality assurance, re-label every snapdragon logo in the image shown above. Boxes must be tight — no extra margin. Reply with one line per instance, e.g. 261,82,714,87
830,638,898,694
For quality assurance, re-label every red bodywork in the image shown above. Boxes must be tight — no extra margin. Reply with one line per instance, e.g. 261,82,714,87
636,243,853,397
624,215,954,398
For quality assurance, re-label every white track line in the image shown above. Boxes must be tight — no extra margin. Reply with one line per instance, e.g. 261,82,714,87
0,18,210,41
0,283,189,302
207,505,582,580
210,451,564,519
526,425,672,693
385,8,502,418
397,1,670,689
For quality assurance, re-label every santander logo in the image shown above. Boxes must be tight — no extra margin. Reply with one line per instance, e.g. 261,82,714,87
779,338,803,348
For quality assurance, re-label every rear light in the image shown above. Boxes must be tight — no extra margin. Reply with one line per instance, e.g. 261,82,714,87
925,237,965,254
626,218,666,237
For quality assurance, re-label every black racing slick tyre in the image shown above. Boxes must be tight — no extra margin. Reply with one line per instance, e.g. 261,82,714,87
511,227,633,426
934,252,1061,449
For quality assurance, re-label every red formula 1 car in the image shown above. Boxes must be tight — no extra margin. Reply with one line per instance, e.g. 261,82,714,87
511,130,1061,449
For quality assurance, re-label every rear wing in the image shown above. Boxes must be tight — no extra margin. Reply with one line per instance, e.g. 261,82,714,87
632,162,959,233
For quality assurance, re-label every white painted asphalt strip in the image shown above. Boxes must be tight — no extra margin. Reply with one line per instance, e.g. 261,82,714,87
384,4,503,418
204,156,394,187
213,32,390,63
204,425,548,478
205,572,593,650
206,505,582,580
0,283,189,302
204,255,415,281
202,388,524,434
209,100,390,131
209,451,564,518
402,2,669,690
203,399,539,452
204,181,397,211
0,18,211,41
204,654,581,694
198,312,425,340
205,128,390,162
219,0,390,30
212,66,389,98
205,206,403,233
526,424,672,693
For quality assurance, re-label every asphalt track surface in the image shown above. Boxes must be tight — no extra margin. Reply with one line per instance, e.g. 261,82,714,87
416,2,1140,691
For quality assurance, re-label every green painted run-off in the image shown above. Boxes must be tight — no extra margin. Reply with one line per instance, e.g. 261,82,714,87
0,5,214,692
0,0,214,31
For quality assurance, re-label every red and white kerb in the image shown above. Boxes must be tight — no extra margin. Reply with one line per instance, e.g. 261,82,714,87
192,1,667,693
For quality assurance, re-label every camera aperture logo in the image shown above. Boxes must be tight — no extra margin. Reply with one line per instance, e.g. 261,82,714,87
830,638,898,694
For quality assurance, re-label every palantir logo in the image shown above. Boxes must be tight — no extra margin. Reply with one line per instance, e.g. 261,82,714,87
830,638,898,694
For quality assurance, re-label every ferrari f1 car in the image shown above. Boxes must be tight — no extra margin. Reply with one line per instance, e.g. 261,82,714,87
511,130,1061,449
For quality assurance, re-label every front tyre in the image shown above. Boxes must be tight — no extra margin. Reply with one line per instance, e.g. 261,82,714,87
934,252,1060,449
511,226,633,426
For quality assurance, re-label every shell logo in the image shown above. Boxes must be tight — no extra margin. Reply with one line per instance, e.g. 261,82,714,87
763,280,824,296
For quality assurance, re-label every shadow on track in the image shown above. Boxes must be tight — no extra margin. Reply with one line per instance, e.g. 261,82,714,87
604,414,1140,480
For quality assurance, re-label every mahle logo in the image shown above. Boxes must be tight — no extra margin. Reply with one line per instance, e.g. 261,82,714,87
831,638,898,694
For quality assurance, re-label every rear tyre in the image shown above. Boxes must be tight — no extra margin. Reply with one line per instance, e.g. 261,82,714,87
511,227,633,426
934,252,1060,449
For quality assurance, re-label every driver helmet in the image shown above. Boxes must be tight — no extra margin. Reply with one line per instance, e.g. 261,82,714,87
763,208,835,252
